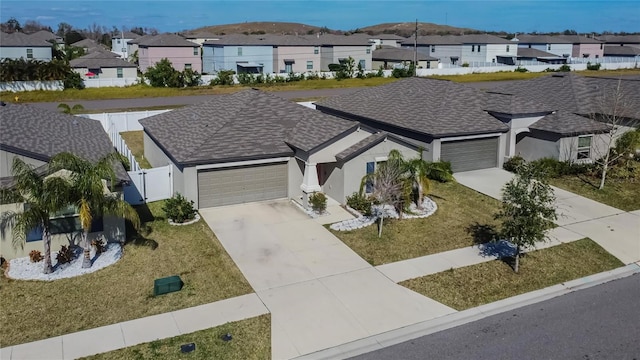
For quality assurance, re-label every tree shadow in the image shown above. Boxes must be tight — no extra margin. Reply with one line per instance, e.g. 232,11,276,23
466,222,499,245
467,222,519,260
125,203,158,250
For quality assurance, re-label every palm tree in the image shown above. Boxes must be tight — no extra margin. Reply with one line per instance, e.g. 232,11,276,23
50,152,140,268
57,103,85,114
0,158,73,274
388,150,431,209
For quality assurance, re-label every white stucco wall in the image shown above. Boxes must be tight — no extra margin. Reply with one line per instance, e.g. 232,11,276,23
142,132,184,197
0,151,46,178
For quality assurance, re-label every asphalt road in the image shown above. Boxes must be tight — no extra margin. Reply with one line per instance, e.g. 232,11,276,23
26,80,520,112
351,274,640,360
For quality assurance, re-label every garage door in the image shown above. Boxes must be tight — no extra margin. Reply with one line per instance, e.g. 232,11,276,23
198,162,288,208
441,137,499,172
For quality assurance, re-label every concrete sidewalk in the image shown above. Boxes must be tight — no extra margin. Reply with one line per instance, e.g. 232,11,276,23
455,168,640,265
0,294,268,360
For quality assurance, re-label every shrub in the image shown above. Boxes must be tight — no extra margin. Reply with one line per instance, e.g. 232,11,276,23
425,161,454,182
504,155,526,173
63,72,85,90
557,64,571,72
56,245,75,264
586,62,601,71
162,193,196,223
514,66,528,73
328,63,343,72
346,192,373,216
309,192,327,213
29,250,43,263
91,237,107,254
211,70,235,86
237,72,255,85
529,157,563,178
461,62,470,68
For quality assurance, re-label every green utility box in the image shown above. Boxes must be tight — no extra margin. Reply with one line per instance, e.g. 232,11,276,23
154,275,183,296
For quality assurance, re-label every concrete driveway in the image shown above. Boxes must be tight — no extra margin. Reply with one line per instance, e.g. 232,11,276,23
199,200,455,359
455,168,639,264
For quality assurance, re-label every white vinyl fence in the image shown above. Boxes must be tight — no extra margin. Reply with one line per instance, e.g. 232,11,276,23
0,80,63,92
81,110,170,133
83,77,140,88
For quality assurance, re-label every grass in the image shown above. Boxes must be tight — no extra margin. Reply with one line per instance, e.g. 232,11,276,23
330,181,502,265
401,238,624,310
0,201,252,347
4,69,639,104
549,175,640,211
120,131,152,169
81,314,271,360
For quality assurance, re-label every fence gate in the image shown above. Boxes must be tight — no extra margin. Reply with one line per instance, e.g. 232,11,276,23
125,165,173,205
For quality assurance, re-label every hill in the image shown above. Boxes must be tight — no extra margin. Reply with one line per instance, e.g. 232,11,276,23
185,22,330,35
358,22,480,37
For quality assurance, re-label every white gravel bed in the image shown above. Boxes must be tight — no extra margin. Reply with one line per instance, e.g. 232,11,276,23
6,243,123,281
330,197,438,231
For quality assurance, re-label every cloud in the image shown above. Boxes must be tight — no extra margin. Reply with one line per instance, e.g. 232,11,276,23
36,16,55,20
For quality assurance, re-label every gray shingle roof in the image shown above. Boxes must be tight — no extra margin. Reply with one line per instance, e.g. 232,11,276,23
71,38,100,48
302,33,372,46
516,47,562,58
561,35,603,44
604,45,640,56
530,110,610,135
457,34,512,44
515,35,573,44
138,33,198,47
372,46,437,61
597,35,640,44
0,103,128,182
484,92,554,115
203,34,314,46
0,32,52,47
372,34,407,40
491,73,640,119
402,35,462,46
29,30,63,44
70,52,136,68
315,77,509,138
127,34,154,45
140,89,357,165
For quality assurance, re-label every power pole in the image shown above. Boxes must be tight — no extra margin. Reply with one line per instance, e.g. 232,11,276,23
414,19,418,77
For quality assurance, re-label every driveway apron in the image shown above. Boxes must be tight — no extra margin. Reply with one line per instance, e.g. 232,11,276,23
455,168,639,265
199,201,455,359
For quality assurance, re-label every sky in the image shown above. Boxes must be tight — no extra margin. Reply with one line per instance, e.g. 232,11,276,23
1,0,638,34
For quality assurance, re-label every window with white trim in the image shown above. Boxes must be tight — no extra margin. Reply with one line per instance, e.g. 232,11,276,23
237,47,242,56
26,48,33,59
577,136,592,159
25,205,103,242
306,60,313,70
314,46,319,54
117,67,123,78
366,48,371,54
193,47,199,56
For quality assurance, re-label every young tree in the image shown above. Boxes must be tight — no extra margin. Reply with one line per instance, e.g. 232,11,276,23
590,79,639,190
361,156,406,237
0,158,73,274
50,152,140,268
494,163,557,273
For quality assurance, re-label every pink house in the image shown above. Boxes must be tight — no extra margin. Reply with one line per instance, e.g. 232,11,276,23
138,33,202,73
564,35,605,58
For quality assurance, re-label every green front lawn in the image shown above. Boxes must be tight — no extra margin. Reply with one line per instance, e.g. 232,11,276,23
0,201,252,347
331,181,502,265
550,175,640,211
120,131,152,169
81,315,271,360
401,238,623,310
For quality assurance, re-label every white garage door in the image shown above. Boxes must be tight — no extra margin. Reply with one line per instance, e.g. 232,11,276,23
441,137,499,172
197,162,288,208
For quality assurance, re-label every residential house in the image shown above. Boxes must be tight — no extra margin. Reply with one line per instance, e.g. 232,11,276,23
202,34,275,74
126,34,154,62
28,30,64,48
139,89,420,209
372,46,438,69
401,35,462,65
0,31,53,61
0,103,129,260
181,32,223,46
368,34,406,50
562,35,605,58
516,48,567,64
71,38,107,54
111,31,140,59
603,45,640,58
302,33,373,71
315,74,639,172
137,33,202,73
70,51,138,79
514,34,573,59
597,35,640,49
400,34,515,65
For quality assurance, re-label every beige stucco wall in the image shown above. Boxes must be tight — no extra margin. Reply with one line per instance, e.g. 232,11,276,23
275,46,322,73
288,158,305,203
73,67,137,79
0,204,125,260
0,151,46,178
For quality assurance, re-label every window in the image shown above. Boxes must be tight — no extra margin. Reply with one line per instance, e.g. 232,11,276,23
366,48,371,54
547,44,551,51
506,45,510,52
359,59,366,69
237,47,242,56
528,44,532,48
365,162,375,193
285,62,292,73
431,46,435,53
477,45,481,52
306,60,313,70
471,45,475,52
117,67,123,78
600,43,603,50
314,46,319,54
185,63,192,70
121,48,126,52
116,39,121,44
193,47,199,56
26,48,33,59
577,136,592,159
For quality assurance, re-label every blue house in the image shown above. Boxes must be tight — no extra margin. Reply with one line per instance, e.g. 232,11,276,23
202,35,275,74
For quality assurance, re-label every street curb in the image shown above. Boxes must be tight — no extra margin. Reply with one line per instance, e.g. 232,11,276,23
292,263,640,360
